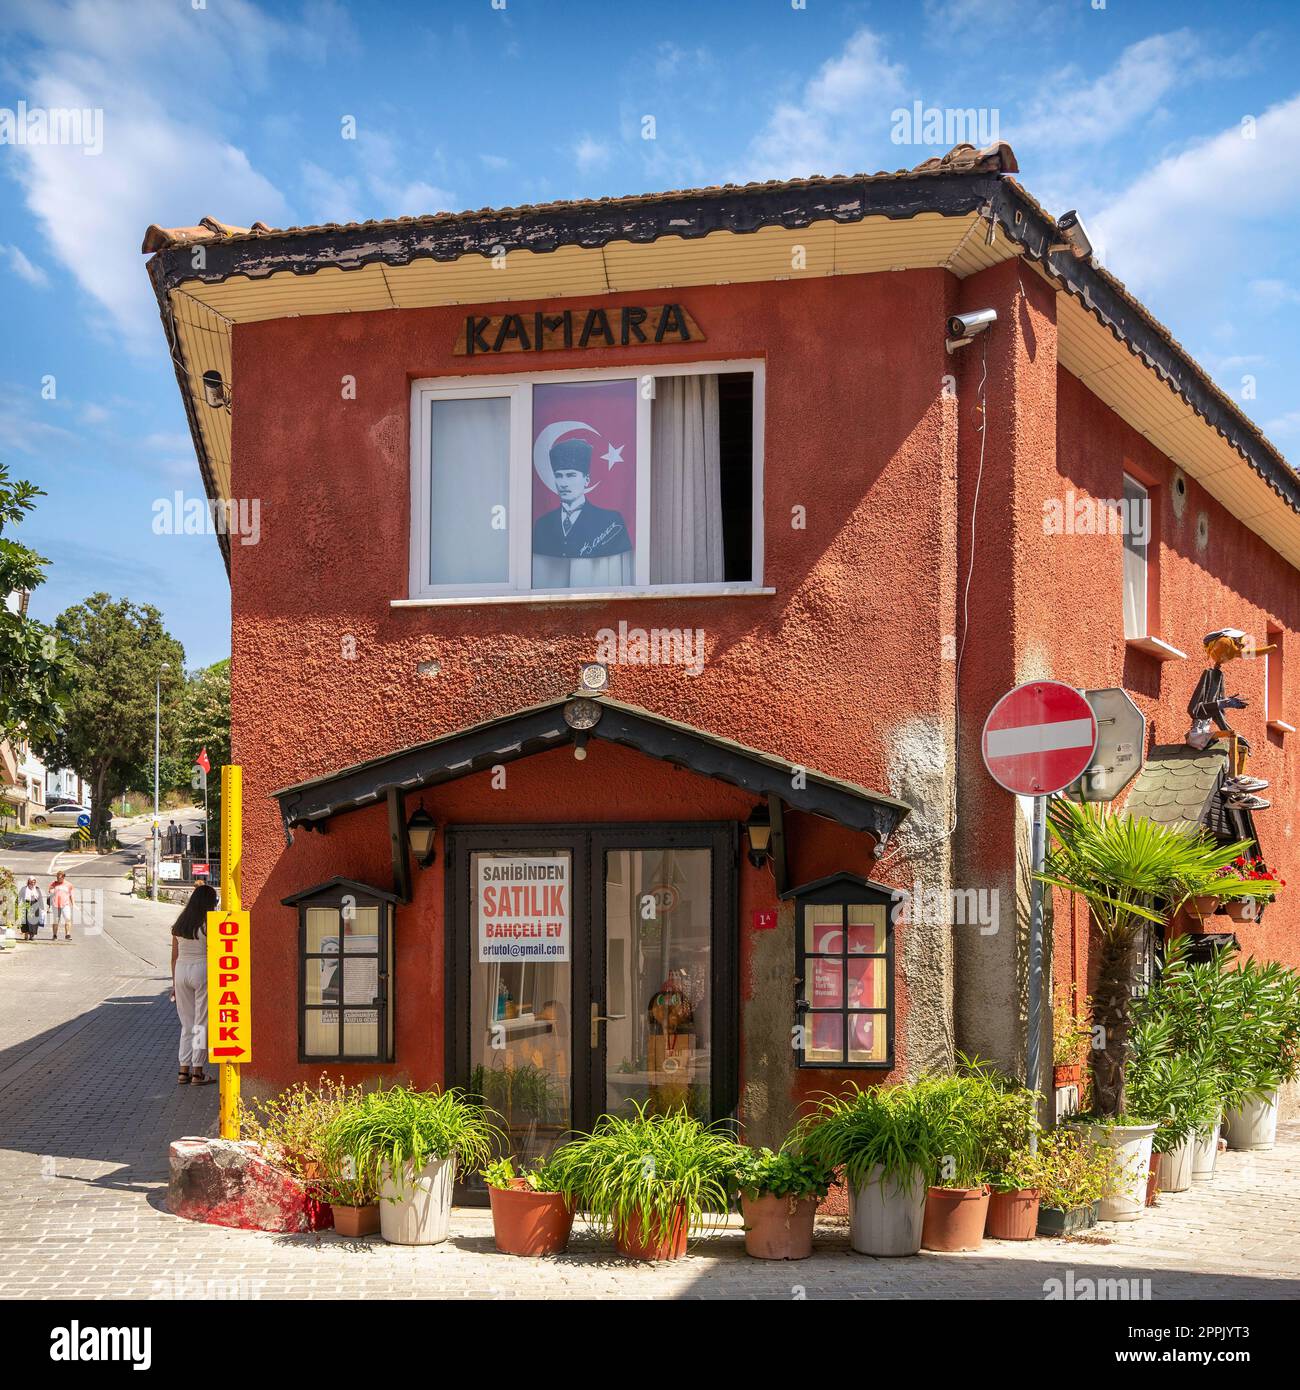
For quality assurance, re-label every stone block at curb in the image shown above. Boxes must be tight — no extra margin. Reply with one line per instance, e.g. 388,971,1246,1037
167,1137,332,1233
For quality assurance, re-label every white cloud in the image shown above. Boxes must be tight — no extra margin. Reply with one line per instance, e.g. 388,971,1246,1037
1263,410,1300,438
1091,93,1300,292
1249,278,1300,309
740,27,908,181
2,245,50,287
4,0,293,352
301,130,457,224
1013,31,1204,152
479,153,511,171
573,136,611,174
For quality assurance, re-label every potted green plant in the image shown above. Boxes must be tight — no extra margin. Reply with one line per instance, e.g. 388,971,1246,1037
1052,985,1092,1087
919,1074,992,1252
729,1147,836,1261
329,1086,500,1245
1126,1013,1219,1196
1219,955,1300,1151
240,1073,366,1228
1038,800,1258,1219
481,1156,575,1257
317,1145,382,1237
546,1103,734,1261
798,1082,937,1257
988,1148,1044,1241
1033,1129,1116,1236
969,1063,1042,1241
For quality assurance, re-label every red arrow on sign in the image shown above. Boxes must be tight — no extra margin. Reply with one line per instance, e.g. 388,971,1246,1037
981,681,1098,796
210,1046,247,1059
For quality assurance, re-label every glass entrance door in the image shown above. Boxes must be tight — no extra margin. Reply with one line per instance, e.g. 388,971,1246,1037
466,845,580,1169
448,823,737,1194
598,847,713,1118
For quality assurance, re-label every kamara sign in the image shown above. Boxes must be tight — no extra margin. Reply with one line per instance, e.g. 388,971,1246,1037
207,909,252,1063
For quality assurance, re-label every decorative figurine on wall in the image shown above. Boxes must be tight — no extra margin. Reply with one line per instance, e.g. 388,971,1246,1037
1185,627,1275,809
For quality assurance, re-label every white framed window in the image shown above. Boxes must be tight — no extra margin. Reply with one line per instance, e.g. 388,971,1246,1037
1121,472,1148,639
408,360,765,602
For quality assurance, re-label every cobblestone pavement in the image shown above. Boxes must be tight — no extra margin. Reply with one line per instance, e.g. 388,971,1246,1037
2,892,1298,1299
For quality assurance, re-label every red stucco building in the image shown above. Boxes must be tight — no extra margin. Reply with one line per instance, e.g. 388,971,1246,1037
145,142,1300,1156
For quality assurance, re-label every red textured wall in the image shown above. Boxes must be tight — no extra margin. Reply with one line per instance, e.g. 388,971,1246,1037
1050,368,1300,993
228,271,956,1104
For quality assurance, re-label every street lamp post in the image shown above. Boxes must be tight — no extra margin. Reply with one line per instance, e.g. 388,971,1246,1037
152,662,169,902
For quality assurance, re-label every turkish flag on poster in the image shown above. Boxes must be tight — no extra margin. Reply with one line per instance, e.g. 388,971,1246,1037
195,748,211,774
531,378,638,551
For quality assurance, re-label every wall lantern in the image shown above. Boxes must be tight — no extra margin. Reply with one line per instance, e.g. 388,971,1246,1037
745,803,772,870
405,800,437,868
201,368,232,411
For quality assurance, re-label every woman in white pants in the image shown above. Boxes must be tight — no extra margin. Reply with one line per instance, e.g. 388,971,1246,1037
170,884,218,1086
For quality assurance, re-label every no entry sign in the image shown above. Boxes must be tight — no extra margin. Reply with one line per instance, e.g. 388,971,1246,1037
981,681,1098,796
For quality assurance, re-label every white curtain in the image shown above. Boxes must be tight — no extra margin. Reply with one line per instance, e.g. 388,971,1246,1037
651,375,724,584
428,397,511,586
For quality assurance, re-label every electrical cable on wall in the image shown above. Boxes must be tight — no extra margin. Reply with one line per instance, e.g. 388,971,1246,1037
876,330,990,875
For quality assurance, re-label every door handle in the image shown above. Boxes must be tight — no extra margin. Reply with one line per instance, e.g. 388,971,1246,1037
590,1003,628,1048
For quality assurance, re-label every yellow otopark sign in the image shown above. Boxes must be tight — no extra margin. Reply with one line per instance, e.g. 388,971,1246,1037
207,909,252,1065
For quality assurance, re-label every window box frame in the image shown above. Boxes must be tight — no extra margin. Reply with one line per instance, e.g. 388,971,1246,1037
286,878,398,1064
408,358,765,602
787,873,897,1071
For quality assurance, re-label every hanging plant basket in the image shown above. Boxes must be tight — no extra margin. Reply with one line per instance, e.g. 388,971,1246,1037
1224,899,1261,924
1186,894,1221,922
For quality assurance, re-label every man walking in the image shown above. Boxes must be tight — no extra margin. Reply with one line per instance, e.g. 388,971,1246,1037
48,870,75,941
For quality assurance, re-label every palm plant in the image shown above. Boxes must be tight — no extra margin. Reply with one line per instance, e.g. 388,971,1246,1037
1036,798,1256,1118
545,1103,736,1243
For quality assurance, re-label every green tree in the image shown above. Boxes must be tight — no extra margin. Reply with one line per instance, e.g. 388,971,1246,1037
0,463,67,745
41,595,186,837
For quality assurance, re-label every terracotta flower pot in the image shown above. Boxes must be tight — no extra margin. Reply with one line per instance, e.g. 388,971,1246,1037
921,1185,989,1252
1224,900,1260,924
1145,1152,1162,1207
332,1203,380,1237
1053,1063,1081,1087
1187,895,1221,922
740,1192,818,1260
616,1203,688,1261
488,1182,574,1257
986,1187,1040,1241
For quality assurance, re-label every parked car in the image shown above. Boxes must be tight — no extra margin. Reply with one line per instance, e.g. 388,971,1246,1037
34,803,93,828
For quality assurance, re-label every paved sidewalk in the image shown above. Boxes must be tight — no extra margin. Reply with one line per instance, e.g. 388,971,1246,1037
1,897,1298,1299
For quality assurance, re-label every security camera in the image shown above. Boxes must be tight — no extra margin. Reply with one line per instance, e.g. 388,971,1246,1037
1051,209,1093,260
945,308,997,353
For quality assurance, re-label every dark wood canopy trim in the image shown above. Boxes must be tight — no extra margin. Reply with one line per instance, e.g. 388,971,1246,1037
272,694,911,848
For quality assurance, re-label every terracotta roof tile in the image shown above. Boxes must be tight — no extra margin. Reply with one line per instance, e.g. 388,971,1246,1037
140,142,1018,254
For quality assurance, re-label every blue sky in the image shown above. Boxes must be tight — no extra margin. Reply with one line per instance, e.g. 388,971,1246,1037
2,0,1298,670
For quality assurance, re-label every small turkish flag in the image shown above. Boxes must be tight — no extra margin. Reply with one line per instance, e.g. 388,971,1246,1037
195,748,211,774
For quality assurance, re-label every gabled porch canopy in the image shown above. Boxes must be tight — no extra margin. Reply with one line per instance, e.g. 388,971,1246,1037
272,694,911,847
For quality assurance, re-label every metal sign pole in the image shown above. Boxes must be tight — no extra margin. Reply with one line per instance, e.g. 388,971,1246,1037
1026,793,1048,1126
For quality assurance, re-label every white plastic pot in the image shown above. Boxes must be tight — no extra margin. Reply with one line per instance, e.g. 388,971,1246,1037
1080,1122,1157,1222
848,1165,927,1256
1224,1091,1279,1152
1191,1114,1221,1182
379,1156,455,1245
1157,1136,1193,1193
